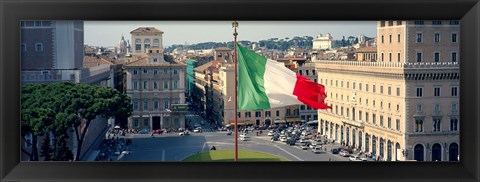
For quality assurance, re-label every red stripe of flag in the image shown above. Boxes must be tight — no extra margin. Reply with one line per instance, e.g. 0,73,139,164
293,74,332,110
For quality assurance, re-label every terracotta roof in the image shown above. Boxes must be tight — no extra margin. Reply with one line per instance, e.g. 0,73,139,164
130,27,163,34
355,47,377,53
194,62,212,72
83,56,113,68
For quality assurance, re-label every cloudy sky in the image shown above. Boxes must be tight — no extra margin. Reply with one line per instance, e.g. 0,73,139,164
84,21,377,48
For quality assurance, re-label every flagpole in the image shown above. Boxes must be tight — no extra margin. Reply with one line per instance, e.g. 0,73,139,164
232,20,239,161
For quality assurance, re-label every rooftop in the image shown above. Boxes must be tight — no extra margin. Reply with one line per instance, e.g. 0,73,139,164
83,56,113,68
130,27,164,34
354,47,377,53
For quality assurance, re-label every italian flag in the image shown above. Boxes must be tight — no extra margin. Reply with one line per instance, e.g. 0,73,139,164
237,44,331,111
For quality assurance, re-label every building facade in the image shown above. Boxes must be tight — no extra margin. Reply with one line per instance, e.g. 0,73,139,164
316,20,460,161
297,62,319,123
125,28,187,131
312,33,339,50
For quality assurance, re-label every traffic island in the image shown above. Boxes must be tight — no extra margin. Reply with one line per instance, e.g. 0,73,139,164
182,150,288,161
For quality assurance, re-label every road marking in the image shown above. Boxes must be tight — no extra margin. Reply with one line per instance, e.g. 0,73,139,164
273,145,304,161
202,142,207,151
162,149,165,161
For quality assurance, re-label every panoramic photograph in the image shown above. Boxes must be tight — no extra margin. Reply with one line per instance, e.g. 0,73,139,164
20,20,460,162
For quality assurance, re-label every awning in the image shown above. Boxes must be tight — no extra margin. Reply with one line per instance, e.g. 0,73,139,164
274,120,286,124
286,118,301,122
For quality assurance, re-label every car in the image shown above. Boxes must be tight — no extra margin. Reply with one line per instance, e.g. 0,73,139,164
286,139,296,145
339,150,351,157
179,131,190,135
312,146,323,153
138,129,149,134
193,127,202,133
359,156,368,161
239,134,249,141
267,131,274,136
349,155,363,161
331,148,340,154
300,144,309,150
280,136,288,142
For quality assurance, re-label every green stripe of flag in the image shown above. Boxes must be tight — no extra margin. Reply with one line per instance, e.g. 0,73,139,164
237,44,270,110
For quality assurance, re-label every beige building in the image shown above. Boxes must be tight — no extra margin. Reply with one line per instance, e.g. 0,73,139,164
313,33,339,50
131,27,164,56
125,28,187,131
355,47,377,62
316,20,460,161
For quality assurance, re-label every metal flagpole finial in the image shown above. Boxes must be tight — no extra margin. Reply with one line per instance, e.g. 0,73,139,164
232,21,238,37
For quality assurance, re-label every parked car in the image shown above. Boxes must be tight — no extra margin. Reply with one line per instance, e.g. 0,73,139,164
312,146,323,154
286,138,296,145
267,131,274,136
300,144,309,150
240,134,249,141
339,150,351,157
349,155,363,161
193,127,202,133
280,136,288,142
179,131,190,135
331,148,340,154
138,129,149,134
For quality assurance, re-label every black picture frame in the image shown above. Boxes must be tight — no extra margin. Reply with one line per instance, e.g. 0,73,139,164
1,0,479,181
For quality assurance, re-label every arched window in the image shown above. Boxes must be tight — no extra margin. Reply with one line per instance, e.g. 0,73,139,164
372,136,377,155
135,39,141,52
395,143,400,161
379,138,385,159
449,143,459,161
365,134,370,152
387,140,392,161
153,39,160,48
340,125,344,143
346,127,350,146
414,144,424,161
358,131,362,149
432,143,442,161
352,129,356,147
144,39,151,49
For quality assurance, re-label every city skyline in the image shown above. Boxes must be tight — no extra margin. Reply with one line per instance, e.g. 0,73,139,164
84,21,376,47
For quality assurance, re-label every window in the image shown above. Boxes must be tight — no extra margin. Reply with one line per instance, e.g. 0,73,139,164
396,87,400,96
34,21,42,27
416,33,422,43
163,81,169,89
353,82,356,89
434,87,441,97
164,100,169,109
366,84,369,91
144,39,151,49
366,112,369,123
381,53,384,61
380,115,384,126
237,112,241,118
335,106,338,114
373,84,376,93
397,34,401,43
434,104,441,113
154,101,159,110
35,43,43,52
389,35,392,43
134,119,139,127
341,107,344,116
276,110,280,117
432,20,442,25
143,69,148,74
396,119,400,131
153,58,158,63
434,33,440,43
359,111,362,121
397,104,400,111
255,111,261,117
144,101,148,110
143,119,149,127
336,80,338,87
143,81,148,89
133,70,138,75
414,20,424,25
312,69,316,75
380,85,383,94
245,112,251,118
388,117,392,129
434,52,440,62
397,21,402,25
21,43,26,53
381,35,384,43
359,83,362,91
416,52,422,62
451,52,457,62
416,104,423,112
133,101,139,110
451,33,457,43
314,79,317,83
299,70,303,75
133,81,138,90
416,87,423,97
265,111,271,117
154,70,158,75
306,70,309,75
346,108,350,117
372,114,376,124
415,119,423,132
397,52,401,62
450,118,458,131
135,39,141,51
388,86,391,95
174,69,178,75
21,21,26,27
433,119,441,132
449,20,459,25
451,103,458,113
153,39,160,48
452,87,458,97
300,105,305,110
173,81,178,89
389,53,392,62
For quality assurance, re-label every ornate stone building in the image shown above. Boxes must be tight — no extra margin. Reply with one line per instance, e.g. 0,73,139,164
316,20,460,161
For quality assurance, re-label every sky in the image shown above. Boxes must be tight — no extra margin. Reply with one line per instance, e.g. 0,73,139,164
84,21,377,48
